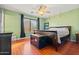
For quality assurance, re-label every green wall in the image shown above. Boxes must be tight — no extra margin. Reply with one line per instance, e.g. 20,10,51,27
4,10,45,38
4,10,21,38
45,8,79,40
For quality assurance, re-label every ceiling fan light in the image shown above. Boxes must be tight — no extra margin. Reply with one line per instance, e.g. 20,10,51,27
38,5,47,15
38,11,44,15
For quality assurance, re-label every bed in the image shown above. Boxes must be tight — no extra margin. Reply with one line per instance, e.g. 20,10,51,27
47,26,71,51
48,26,71,43
30,26,71,51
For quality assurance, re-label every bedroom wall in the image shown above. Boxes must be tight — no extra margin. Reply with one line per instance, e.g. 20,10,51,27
45,8,79,41
4,9,45,38
4,10,21,38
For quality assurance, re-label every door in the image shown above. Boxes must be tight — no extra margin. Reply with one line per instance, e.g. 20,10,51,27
30,20,38,33
24,18,38,37
24,18,31,37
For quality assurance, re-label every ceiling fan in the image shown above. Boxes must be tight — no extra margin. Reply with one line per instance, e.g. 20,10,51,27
31,5,50,16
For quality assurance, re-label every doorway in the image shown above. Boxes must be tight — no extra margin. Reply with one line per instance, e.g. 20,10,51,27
24,18,38,37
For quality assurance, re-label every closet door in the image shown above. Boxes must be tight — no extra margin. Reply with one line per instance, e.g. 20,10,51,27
30,20,38,33
24,18,38,37
24,18,31,37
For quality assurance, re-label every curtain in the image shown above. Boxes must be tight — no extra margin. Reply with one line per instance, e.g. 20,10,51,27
20,14,25,38
37,18,40,30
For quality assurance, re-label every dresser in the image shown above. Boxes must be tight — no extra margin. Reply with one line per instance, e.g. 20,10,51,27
0,33,12,55
76,33,79,43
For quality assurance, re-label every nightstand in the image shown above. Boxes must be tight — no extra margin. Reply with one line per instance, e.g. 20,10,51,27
76,33,79,43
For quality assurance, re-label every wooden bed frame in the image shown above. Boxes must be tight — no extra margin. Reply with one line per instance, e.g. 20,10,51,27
33,26,71,51
48,26,71,51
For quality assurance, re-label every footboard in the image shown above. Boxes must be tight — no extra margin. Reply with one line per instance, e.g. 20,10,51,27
33,30,59,51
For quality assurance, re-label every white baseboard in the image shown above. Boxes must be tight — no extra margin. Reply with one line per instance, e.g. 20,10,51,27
12,37,30,41
70,39,76,42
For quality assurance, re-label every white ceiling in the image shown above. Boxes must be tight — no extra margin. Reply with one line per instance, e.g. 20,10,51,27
0,4,79,18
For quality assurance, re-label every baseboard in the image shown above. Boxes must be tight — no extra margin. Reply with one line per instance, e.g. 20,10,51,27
12,37,30,41
70,39,76,42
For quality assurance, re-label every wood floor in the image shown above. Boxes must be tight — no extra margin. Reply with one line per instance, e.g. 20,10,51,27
11,38,79,55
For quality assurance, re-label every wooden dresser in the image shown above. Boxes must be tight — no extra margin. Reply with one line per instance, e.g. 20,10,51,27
0,33,12,55
76,33,79,43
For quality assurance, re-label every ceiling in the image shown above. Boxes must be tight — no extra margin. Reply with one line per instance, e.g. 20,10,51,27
0,4,79,18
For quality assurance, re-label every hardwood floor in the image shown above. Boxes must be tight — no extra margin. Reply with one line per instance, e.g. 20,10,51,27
11,38,79,55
